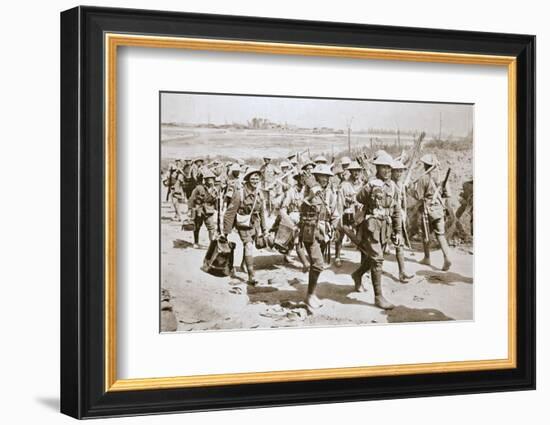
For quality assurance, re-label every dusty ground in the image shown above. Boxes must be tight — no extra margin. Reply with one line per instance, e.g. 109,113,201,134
161,199,473,333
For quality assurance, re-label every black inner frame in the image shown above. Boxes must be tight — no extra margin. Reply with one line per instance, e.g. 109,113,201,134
61,6,535,419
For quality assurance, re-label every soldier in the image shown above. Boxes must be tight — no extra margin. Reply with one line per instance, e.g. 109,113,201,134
334,160,364,267
224,163,242,207
223,168,267,285
188,169,219,248
391,159,415,282
260,156,280,215
190,158,205,185
181,160,195,200
163,159,186,221
352,152,399,310
340,156,352,181
314,155,328,165
456,177,473,237
270,160,294,213
413,154,452,271
301,160,315,175
340,156,351,171
276,172,310,271
299,164,340,310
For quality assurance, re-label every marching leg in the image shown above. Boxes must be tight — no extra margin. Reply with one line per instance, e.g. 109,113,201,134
396,246,414,283
296,243,310,273
436,234,452,271
371,263,395,310
351,253,370,292
419,239,431,266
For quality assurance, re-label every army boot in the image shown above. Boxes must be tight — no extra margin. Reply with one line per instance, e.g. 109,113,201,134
305,269,323,310
372,266,395,310
436,234,452,271
396,247,414,283
244,255,258,286
419,241,431,266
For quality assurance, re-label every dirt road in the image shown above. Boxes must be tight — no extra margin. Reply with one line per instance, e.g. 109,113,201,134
161,201,473,333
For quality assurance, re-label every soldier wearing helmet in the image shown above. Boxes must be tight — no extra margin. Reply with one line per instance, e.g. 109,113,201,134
224,163,243,208
298,164,340,310
188,168,219,248
413,154,452,271
340,155,352,181
223,168,267,286
163,159,186,221
390,159,415,282
334,161,364,267
314,155,329,165
260,155,280,216
352,152,399,309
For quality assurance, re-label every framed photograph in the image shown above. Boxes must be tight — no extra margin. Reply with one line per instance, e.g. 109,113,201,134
60,6,535,419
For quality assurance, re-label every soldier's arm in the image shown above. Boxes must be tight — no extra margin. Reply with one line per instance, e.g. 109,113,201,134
259,194,267,234
280,190,291,215
222,190,239,235
391,195,402,235
330,192,341,227
188,186,201,209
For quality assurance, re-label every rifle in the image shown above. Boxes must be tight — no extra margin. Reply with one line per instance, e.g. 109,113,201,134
432,167,451,206
400,132,426,247
402,131,426,189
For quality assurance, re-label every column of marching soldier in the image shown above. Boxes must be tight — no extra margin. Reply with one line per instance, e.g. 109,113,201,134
163,149,472,312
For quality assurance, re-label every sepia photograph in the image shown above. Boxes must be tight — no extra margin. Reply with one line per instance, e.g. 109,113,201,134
159,91,474,332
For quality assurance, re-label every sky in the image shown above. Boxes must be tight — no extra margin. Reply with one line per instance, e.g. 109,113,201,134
161,92,473,137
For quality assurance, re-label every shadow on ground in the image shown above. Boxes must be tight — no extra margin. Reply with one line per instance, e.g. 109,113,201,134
385,305,454,322
247,280,374,309
416,269,473,285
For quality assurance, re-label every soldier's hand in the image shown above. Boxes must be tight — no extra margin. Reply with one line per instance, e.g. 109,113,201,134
391,233,401,246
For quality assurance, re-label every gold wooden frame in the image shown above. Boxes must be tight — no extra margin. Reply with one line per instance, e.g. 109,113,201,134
104,33,517,392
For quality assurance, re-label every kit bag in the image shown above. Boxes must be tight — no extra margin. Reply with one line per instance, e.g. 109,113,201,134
202,237,236,277
235,187,258,229
273,213,296,254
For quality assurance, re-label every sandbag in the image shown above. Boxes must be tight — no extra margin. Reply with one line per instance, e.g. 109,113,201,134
201,237,236,277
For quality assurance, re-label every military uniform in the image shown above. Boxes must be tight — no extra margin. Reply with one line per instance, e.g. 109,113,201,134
299,164,340,309
351,152,400,309
164,163,186,221
456,179,473,236
260,161,280,214
413,172,448,236
391,159,414,282
412,154,452,270
188,177,219,244
278,180,309,270
223,170,267,284
333,175,363,264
